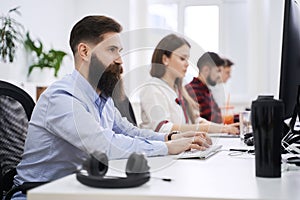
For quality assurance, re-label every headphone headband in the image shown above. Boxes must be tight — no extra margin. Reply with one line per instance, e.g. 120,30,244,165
76,152,151,188
76,172,150,188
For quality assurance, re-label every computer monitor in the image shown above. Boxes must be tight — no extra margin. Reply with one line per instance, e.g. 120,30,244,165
279,0,300,119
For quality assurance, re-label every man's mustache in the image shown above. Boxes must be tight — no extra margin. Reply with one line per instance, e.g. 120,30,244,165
97,62,124,97
103,63,123,75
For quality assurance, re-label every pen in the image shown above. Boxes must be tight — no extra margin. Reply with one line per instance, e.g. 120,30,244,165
229,149,254,153
152,176,172,182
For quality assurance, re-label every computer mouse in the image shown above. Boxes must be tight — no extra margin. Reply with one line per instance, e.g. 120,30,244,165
244,136,254,146
244,132,253,140
286,156,300,166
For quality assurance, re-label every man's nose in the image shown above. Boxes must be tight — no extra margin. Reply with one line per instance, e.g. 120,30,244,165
114,55,123,65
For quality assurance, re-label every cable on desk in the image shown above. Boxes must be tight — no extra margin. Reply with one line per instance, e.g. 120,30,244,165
227,149,255,157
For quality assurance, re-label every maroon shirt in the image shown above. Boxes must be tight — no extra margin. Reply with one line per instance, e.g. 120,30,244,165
185,77,222,123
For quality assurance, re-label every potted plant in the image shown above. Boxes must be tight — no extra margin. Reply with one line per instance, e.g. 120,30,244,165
24,32,67,78
0,6,24,63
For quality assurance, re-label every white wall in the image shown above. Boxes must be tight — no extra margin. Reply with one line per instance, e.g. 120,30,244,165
0,0,76,82
218,0,284,110
219,0,250,106
247,0,284,100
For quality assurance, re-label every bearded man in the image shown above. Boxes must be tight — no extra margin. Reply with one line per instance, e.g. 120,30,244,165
185,52,224,123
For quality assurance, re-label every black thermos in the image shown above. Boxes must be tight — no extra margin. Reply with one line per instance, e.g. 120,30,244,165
251,95,284,178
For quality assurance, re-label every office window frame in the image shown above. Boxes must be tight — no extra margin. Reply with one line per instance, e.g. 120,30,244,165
148,0,222,80
148,0,222,38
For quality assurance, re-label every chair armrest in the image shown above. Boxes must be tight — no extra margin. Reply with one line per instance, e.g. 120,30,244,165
4,182,48,200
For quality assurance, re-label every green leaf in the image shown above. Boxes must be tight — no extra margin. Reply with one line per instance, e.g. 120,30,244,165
0,6,23,63
25,34,67,77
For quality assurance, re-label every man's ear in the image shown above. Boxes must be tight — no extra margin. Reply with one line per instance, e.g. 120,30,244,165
162,54,169,66
201,65,210,76
77,43,90,61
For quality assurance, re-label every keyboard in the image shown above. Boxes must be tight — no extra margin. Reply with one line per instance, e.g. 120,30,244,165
176,145,223,159
209,133,239,138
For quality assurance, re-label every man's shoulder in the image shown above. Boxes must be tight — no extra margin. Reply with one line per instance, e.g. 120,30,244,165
43,74,92,104
47,75,74,94
186,77,205,89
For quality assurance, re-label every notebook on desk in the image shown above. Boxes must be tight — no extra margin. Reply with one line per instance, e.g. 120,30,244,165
176,145,223,159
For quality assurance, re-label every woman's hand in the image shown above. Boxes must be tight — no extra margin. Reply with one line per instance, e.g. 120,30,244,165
221,123,239,135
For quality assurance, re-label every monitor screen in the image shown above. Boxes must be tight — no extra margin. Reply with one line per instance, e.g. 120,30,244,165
279,0,300,119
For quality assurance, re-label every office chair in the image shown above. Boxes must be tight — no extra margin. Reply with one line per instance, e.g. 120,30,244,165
0,80,45,200
113,96,137,126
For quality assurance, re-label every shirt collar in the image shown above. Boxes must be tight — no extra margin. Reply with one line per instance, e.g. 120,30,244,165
193,77,210,93
71,69,100,105
97,92,109,106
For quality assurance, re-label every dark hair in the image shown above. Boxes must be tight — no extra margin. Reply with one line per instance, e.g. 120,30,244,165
150,34,199,123
69,15,122,55
196,52,224,71
150,34,191,78
223,58,234,67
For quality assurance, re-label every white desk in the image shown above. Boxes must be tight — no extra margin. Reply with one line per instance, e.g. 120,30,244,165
27,138,300,200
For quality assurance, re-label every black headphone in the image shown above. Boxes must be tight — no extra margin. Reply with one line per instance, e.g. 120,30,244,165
76,152,150,188
244,132,254,146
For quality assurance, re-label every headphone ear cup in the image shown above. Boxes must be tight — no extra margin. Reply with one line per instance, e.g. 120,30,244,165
126,153,150,176
84,153,108,176
77,152,150,188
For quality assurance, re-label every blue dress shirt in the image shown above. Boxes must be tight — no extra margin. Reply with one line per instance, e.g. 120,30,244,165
14,69,168,186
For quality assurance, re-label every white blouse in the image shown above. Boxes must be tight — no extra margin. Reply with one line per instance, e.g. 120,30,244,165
139,77,189,133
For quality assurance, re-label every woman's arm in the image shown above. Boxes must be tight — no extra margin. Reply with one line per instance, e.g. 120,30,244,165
171,122,239,134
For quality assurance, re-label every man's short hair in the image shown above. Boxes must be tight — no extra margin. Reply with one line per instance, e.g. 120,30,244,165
223,58,234,67
69,15,122,55
197,52,224,71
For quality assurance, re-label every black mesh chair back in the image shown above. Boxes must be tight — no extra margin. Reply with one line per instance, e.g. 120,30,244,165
113,96,137,126
0,80,35,199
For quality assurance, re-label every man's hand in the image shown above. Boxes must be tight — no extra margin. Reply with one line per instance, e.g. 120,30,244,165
166,132,212,155
172,131,212,145
221,123,239,135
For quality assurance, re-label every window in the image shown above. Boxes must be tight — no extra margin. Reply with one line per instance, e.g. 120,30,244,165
148,4,178,31
184,6,219,52
148,3,219,53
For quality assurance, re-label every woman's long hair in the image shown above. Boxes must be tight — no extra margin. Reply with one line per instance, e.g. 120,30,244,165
150,34,199,123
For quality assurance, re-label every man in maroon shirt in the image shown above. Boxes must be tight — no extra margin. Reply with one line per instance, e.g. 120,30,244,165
185,52,224,123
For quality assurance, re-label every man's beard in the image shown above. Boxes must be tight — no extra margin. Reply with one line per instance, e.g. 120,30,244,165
97,63,124,98
88,54,125,98
206,74,217,86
